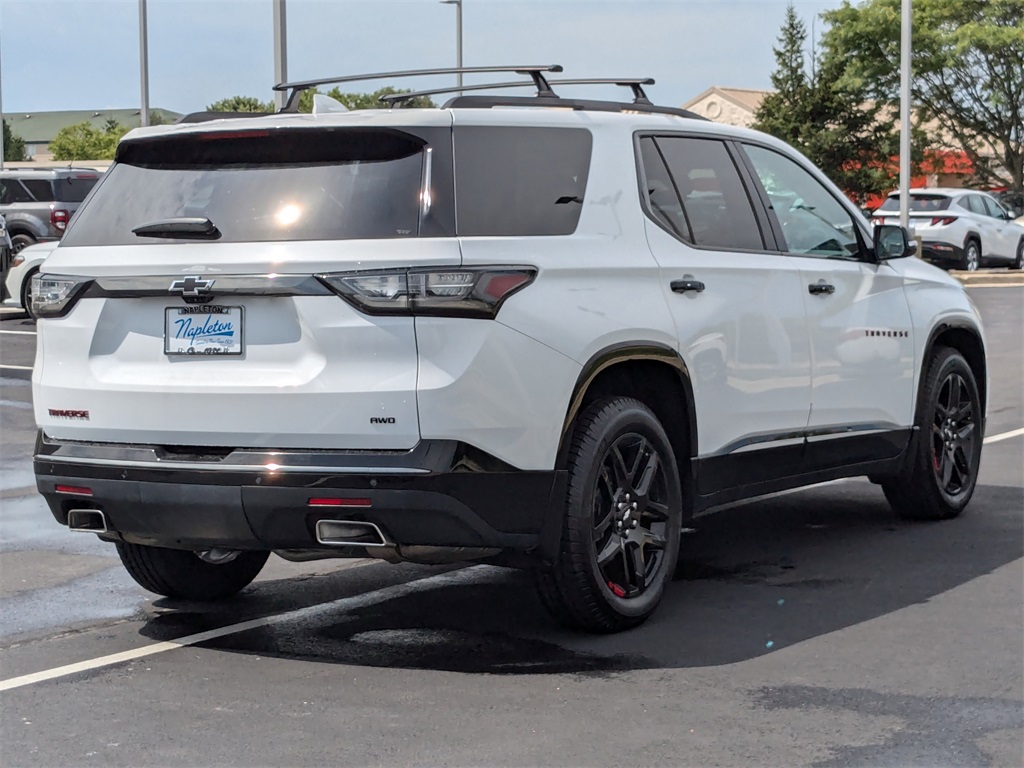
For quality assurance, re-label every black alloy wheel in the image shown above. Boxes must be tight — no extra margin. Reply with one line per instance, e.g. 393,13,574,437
592,432,673,600
883,347,982,520
535,396,682,633
930,371,977,496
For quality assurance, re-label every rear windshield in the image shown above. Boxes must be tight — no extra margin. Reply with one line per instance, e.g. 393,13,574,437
877,194,951,212
453,126,592,236
54,174,100,202
62,128,441,246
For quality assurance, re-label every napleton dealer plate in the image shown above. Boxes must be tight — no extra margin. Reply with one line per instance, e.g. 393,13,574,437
164,305,244,356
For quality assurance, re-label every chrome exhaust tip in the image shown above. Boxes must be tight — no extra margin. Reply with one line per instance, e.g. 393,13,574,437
315,519,388,547
67,509,108,533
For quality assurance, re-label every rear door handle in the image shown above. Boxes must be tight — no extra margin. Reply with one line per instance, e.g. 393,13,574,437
808,282,835,295
671,279,705,294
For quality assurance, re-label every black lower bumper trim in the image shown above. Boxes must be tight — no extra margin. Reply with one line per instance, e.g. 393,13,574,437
35,437,566,556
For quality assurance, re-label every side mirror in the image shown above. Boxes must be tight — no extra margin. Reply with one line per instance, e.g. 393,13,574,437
873,224,915,261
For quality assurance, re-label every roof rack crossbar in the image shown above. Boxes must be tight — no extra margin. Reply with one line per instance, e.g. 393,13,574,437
273,65,563,112
380,77,657,106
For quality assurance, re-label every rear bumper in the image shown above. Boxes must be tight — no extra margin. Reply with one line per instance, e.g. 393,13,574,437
918,241,964,267
35,434,565,559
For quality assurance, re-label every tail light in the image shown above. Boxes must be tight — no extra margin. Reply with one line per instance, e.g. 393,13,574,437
317,266,536,319
930,216,958,226
31,274,91,318
50,207,70,232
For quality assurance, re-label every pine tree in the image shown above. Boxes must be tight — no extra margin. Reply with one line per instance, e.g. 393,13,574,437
753,4,812,148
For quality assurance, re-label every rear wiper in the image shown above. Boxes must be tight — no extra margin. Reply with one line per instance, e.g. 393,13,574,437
132,217,221,240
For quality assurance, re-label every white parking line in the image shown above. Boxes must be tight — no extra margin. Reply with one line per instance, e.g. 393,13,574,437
0,329,36,336
0,566,481,693
985,427,1024,444
0,364,33,371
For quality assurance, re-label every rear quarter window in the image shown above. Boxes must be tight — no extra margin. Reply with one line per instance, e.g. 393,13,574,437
453,126,592,236
54,175,100,203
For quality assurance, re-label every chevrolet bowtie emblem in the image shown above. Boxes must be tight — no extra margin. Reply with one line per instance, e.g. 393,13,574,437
169,276,215,296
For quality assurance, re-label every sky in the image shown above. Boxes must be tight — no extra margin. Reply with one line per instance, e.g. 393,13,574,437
0,0,846,116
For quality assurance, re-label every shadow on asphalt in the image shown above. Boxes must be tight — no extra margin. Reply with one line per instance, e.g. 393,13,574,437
137,481,1023,675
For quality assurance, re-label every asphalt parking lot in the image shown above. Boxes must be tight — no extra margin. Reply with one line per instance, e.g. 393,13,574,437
0,283,1021,767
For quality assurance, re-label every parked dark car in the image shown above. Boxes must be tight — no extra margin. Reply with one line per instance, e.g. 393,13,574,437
0,169,101,254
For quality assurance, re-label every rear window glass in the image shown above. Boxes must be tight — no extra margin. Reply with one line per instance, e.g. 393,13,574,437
877,195,951,212
453,126,592,236
54,175,99,202
62,128,442,246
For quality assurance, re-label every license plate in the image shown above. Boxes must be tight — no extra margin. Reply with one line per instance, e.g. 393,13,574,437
164,306,244,356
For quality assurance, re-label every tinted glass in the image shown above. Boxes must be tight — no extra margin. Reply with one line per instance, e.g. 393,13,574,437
453,126,592,236
638,137,690,240
63,129,432,246
21,179,56,202
0,181,34,204
654,137,764,251
980,196,1003,218
744,144,861,259
877,194,951,212
54,175,99,202
963,195,987,215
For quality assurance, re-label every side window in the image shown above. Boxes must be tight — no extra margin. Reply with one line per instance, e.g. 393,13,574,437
453,126,592,236
655,137,765,251
21,179,55,202
1,180,35,204
743,144,862,259
980,196,1003,219
638,137,690,241
964,195,986,215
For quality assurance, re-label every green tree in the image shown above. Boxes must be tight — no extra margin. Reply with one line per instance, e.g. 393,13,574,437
3,120,27,161
50,120,129,161
824,0,1024,192
754,3,907,203
206,95,273,113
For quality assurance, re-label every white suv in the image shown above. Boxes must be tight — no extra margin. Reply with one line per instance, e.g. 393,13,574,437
873,187,1024,271
32,67,987,632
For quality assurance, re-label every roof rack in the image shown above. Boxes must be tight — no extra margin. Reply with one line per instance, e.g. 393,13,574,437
380,77,657,106
273,65,563,112
442,94,707,121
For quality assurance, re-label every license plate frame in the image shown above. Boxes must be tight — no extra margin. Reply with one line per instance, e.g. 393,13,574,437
164,305,244,357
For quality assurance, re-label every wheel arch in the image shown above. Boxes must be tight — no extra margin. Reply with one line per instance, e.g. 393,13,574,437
556,343,697,483
921,322,987,421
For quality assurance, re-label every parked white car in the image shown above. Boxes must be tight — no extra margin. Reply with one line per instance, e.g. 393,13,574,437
31,67,988,632
873,188,1024,271
3,240,57,318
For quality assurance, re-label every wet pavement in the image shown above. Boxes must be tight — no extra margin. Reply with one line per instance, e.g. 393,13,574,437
0,287,1021,766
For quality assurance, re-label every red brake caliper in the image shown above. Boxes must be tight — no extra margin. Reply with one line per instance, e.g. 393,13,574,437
608,582,626,598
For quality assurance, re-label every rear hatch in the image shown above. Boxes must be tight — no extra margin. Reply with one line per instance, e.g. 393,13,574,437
872,193,955,233
34,118,457,450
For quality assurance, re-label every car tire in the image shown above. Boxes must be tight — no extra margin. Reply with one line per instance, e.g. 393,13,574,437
535,396,682,633
21,267,39,319
1012,239,1023,270
11,233,35,255
962,239,981,271
882,347,982,520
115,542,269,600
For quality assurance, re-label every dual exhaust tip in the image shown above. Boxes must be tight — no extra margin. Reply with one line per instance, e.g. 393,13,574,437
68,510,387,549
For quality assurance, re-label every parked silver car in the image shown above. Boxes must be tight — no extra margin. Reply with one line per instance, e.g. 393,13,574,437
873,188,1024,270
0,168,101,254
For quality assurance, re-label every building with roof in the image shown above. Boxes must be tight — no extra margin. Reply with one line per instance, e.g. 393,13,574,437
4,108,182,160
680,87,768,127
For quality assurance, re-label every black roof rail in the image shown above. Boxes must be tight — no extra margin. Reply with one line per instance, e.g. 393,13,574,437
380,77,657,106
440,94,708,121
273,65,563,112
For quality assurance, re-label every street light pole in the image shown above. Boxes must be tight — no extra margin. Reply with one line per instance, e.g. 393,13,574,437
898,0,912,230
273,0,288,111
139,0,150,127
441,0,463,95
